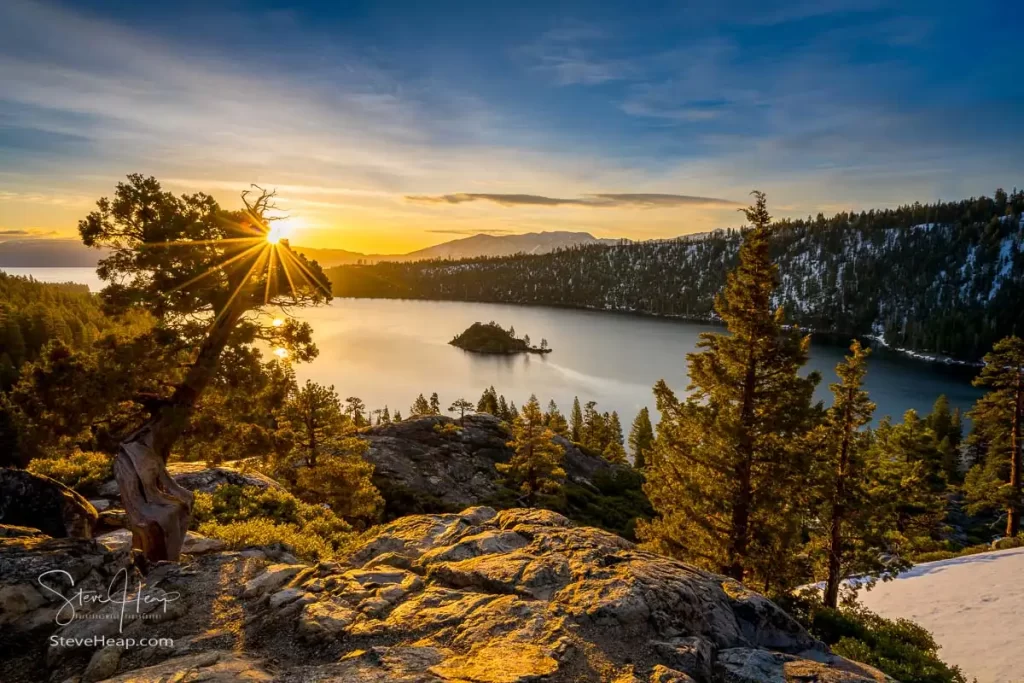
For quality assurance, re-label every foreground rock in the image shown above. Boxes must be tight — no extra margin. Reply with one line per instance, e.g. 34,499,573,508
363,413,633,509
0,468,98,538
0,507,890,682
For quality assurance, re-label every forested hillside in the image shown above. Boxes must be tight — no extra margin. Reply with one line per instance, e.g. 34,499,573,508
0,274,143,389
328,189,1024,361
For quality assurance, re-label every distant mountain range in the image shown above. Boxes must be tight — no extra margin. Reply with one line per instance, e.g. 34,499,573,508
295,231,620,266
0,231,620,269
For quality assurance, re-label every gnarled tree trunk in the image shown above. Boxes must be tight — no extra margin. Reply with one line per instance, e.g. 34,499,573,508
117,306,243,562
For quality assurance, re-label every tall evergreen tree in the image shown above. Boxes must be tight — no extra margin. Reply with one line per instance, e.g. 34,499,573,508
603,411,627,464
283,381,345,470
927,394,963,483
965,336,1024,537
497,395,511,421
629,407,654,469
477,386,499,414
639,191,820,584
497,395,565,503
570,396,583,442
545,399,569,436
410,393,431,416
810,341,877,608
429,392,441,415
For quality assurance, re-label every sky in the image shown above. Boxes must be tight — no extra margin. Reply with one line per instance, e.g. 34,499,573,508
1,0,1022,254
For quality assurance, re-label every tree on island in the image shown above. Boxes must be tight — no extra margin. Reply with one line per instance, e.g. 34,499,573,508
78,175,331,561
498,395,565,504
628,407,654,469
429,392,441,415
449,398,474,424
639,191,820,585
965,336,1024,537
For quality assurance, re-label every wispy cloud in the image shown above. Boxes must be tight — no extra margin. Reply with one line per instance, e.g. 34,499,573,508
0,228,58,241
518,24,637,86
406,192,740,208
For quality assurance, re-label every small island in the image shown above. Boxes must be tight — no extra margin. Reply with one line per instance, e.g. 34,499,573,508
450,321,552,354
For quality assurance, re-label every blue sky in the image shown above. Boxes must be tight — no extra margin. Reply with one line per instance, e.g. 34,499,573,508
1,0,1021,252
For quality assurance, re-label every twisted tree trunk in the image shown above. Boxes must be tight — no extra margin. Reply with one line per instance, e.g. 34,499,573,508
116,306,243,561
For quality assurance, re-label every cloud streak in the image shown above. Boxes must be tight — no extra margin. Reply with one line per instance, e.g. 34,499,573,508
406,193,740,208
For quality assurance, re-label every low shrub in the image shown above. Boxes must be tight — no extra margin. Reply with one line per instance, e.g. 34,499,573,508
197,518,336,561
27,450,112,495
192,484,354,560
791,600,967,683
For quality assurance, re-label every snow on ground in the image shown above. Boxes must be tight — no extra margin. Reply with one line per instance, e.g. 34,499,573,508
856,547,1024,682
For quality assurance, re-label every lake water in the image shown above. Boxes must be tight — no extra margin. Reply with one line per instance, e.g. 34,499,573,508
3,267,983,425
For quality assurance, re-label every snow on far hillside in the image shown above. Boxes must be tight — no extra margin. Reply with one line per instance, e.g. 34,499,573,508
856,547,1024,682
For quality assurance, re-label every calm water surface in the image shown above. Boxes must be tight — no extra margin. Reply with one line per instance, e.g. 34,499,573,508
5,268,982,425
294,298,982,426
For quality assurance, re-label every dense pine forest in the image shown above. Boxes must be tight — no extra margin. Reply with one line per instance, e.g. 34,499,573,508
0,274,150,390
328,189,1024,362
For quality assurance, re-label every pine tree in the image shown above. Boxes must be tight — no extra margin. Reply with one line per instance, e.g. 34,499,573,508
927,395,963,483
811,341,877,608
580,401,606,451
497,395,565,503
345,397,367,427
449,398,474,424
509,401,519,422
545,400,569,436
429,392,441,415
965,336,1024,537
295,438,383,529
629,407,654,469
867,415,948,553
570,397,583,442
380,406,391,424
603,411,627,464
393,409,403,422
497,395,510,421
638,191,820,585
283,381,345,470
477,386,499,414
410,393,431,416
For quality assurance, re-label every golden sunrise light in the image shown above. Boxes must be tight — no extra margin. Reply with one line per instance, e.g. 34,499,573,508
274,347,289,359
272,318,284,327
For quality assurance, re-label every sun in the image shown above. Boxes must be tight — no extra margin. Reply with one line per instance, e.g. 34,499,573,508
266,224,285,244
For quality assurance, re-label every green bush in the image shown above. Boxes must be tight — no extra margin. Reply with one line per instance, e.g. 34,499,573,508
192,484,354,560
197,518,336,560
27,450,112,495
805,604,966,683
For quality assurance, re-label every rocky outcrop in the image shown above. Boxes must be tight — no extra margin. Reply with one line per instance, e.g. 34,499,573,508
0,507,891,682
95,462,283,500
362,413,632,509
0,468,98,538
